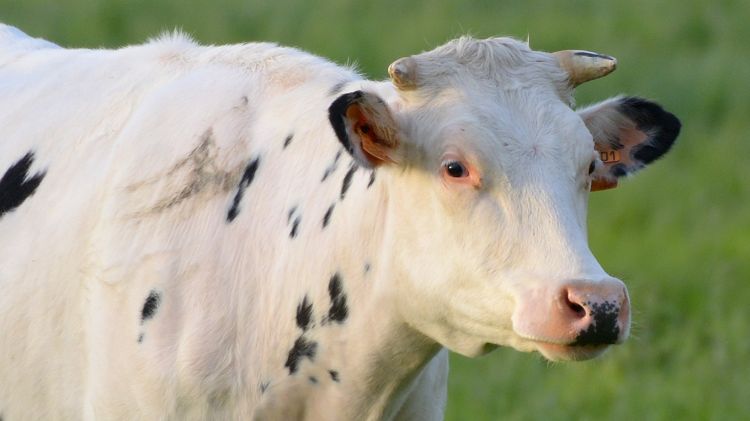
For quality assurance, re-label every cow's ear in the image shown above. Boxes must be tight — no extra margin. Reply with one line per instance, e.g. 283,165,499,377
328,90,403,168
579,96,681,191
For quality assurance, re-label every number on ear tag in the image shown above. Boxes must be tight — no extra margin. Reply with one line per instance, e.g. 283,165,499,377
600,150,621,163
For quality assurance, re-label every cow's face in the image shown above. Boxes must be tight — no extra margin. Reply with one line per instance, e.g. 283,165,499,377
329,37,680,361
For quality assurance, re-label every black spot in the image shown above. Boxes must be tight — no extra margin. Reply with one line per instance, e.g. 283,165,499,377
260,381,269,394
287,206,297,223
290,216,301,238
329,91,365,155
367,171,376,188
0,151,47,218
227,156,261,222
296,295,314,331
137,333,144,343
321,150,343,182
309,376,318,384
322,203,335,229
323,273,348,324
340,163,359,200
574,51,615,61
364,263,371,274
283,134,294,149
141,290,161,322
328,81,348,97
572,301,620,346
618,97,681,165
329,370,340,382
284,336,318,374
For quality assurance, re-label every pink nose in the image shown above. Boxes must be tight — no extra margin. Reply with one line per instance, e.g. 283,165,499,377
559,281,630,345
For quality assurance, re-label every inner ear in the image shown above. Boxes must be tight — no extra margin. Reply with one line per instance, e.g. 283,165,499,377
328,90,402,168
345,103,397,166
581,96,681,183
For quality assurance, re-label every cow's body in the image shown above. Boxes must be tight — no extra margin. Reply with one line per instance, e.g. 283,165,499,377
0,25,680,420
0,25,446,420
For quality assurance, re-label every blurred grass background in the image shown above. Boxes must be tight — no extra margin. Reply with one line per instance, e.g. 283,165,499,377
2,0,749,419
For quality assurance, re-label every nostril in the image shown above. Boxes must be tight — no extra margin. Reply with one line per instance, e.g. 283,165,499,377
563,288,587,318
567,300,586,318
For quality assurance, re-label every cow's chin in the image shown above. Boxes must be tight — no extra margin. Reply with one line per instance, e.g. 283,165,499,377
531,341,611,362
443,337,610,361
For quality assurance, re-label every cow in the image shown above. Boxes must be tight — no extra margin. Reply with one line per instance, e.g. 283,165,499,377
0,23,680,420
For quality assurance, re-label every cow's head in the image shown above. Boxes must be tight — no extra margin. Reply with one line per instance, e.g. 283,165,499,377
329,37,680,361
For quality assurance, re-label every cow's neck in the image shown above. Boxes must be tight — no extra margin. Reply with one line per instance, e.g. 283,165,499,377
323,171,442,420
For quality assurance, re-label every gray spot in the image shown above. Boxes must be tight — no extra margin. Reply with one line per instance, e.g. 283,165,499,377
296,295,314,331
141,290,161,322
322,150,343,182
284,336,318,374
127,129,245,218
340,163,359,200
322,203,335,229
328,81,348,97
290,216,301,238
322,273,348,324
227,156,261,222
0,151,47,219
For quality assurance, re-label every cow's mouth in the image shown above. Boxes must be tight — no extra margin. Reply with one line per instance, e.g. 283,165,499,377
532,341,611,362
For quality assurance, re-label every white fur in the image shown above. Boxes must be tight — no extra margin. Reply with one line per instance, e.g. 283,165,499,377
0,24,627,420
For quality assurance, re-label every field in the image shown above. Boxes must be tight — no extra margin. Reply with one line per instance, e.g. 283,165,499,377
3,0,749,419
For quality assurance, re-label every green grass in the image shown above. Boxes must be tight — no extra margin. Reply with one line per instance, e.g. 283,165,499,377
3,0,749,419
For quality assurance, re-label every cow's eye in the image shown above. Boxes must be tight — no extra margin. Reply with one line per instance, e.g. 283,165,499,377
444,160,468,178
588,160,596,175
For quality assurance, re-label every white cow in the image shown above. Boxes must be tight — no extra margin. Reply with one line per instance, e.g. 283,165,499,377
0,24,680,420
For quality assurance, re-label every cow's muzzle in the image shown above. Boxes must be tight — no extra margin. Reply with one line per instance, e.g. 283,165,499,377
512,278,631,361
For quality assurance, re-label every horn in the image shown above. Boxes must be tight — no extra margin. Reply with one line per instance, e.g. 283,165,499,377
388,56,418,90
553,50,617,87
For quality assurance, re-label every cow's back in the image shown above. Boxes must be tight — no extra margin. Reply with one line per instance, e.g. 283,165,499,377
0,26,363,419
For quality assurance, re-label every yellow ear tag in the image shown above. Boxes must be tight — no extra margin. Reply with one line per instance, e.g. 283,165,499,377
600,149,621,163
590,149,622,191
